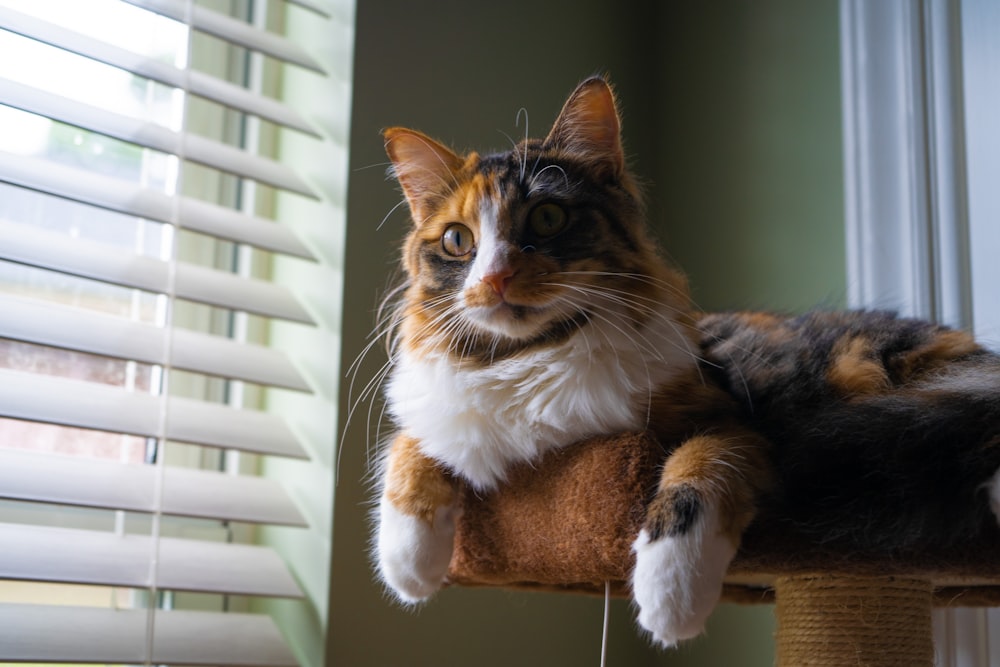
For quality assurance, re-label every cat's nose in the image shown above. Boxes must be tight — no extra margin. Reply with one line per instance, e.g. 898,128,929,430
482,269,514,297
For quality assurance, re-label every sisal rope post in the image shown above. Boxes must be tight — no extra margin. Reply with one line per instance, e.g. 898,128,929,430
774,574,934,667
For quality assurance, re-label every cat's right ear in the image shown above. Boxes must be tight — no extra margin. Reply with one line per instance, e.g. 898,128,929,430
383,128,464,224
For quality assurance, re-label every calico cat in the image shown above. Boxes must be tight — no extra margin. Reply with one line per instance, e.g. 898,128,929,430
373,76,1000,646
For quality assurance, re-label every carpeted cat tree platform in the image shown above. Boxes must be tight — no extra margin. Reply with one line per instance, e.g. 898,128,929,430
447,433,1000,666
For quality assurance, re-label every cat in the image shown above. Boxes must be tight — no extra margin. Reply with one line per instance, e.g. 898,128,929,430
372,75,1000,647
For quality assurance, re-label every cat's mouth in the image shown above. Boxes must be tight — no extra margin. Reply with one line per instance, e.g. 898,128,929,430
467,300,548,338
460,280,579,340
465,293,586,342
464,302,595,353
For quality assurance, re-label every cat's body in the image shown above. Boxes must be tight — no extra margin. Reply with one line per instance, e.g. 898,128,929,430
701,309,1000,549
374,77,1000,646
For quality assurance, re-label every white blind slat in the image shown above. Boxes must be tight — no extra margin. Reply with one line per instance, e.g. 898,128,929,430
0,219,316,324
122,0,326,73
180,195,317,259
286,0,333,17
0,449,308,526
0,6,320,136
176,262,315,324
172,324,312,391
0,78,317,197
0,367,309,458
160,461,309,525
0,150,317,259
0,604,298,666
0,293,312,391
173,324,312,391
0,522,303,597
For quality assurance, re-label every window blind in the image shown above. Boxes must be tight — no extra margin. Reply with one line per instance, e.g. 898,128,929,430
0,0,347,664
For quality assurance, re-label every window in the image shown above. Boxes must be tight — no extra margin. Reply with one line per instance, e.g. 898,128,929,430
0,0,351,664
841,0,1000,664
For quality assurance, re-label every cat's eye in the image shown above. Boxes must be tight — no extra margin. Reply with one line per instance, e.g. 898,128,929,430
441,223,474,257
528,203,568,237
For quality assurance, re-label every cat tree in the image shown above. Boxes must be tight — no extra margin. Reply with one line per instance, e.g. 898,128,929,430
447,433,1000,666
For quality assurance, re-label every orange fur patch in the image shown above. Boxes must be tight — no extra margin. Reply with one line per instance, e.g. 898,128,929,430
828,336,890,396
739,312,785,328
461,282,502,309
651,429,772,545
898,329,980,380
384,434,457,523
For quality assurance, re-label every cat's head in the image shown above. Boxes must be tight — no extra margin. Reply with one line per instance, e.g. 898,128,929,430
384,77,690,361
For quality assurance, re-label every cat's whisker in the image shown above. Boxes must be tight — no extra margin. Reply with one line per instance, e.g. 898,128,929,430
526,152,544,184
553,279,666,318
549,277,712,371
579,308,621,367
516,106,529,183
572,311,596,358
548,285,667,366
340,354,394,474
378,198,411,231
348,306,401,379
559,269,694,302
343,350,391,444
346,334,385,389
344,310,399,412
355,356,394,411
547,273,690,321
497,129,524,185
366,370,396,467
406,301,466,353
528,163,570,195
544,281,694,365
355,304,488,450
557,298,657,423
416,300,489,362
560,277,685,312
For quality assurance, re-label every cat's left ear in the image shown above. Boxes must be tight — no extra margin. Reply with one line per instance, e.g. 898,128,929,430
384,127,464,223
544,76,624,174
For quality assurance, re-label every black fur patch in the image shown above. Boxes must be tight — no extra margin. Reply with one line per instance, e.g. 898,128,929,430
647,484,702,541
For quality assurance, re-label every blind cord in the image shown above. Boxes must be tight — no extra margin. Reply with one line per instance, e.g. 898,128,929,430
144,0,195,663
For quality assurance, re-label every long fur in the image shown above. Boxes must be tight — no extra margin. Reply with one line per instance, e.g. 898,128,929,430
370,76,1000,646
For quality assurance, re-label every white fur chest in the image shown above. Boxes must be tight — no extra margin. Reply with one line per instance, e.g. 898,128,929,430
386,311,695,490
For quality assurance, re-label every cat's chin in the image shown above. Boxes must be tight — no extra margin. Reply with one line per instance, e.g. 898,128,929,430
465,302,557,341
467,307,543,340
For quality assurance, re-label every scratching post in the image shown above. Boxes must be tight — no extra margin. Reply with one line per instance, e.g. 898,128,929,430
448,433,1000,663
773,575,933,667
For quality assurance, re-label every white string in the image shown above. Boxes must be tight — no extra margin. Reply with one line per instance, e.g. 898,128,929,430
600,580,611,667
144,1,193,663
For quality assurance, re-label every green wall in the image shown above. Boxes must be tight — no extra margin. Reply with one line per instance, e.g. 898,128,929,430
331,1,843,665
655,2,845,314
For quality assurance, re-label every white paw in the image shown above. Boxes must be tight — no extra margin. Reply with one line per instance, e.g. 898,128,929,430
631,508,736,647
376,496,458,603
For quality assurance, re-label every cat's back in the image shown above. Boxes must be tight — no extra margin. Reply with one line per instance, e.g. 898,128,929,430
698,309,1000,548
698,309,993,410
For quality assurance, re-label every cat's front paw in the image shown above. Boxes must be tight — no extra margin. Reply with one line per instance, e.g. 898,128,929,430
631,510,736,647
376,496,458,603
